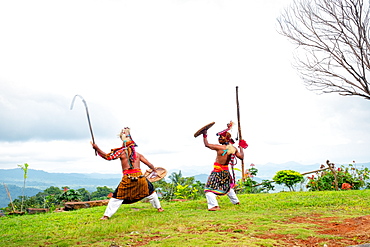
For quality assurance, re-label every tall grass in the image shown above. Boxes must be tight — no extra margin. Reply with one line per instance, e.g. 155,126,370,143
1,190,370,247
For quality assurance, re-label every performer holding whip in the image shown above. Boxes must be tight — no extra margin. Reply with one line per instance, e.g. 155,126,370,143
92,127,165,219
70,95,166,219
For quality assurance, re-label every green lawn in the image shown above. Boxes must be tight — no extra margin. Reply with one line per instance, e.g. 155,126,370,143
1,190,370,246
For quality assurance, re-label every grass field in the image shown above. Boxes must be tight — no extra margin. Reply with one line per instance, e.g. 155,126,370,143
1,190,370,246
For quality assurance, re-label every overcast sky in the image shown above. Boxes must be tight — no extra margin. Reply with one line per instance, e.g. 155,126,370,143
1,0,369,176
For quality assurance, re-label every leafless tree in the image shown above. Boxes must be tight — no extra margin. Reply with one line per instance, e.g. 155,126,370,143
277,0,370,100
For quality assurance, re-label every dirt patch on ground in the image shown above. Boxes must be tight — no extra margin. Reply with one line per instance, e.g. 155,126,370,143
117,215,370,246
259,214,370,246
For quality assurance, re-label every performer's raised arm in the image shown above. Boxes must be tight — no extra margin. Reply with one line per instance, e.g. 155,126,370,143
91,143,106,157
195,121,241,211
202,130,210,147
94,127,164,220
91,142,124,160
202,130,221,150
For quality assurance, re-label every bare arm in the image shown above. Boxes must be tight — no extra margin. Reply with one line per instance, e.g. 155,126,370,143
91,143,108,157
91,142,123,160
139,154,156,170
203,130,223,151
235,146,244,160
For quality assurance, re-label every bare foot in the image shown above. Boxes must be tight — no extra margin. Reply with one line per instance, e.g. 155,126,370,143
100,216,109,220
208,206,220,211
157,208,164,212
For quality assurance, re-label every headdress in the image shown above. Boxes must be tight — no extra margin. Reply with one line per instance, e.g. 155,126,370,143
216,121,235,145
100,127,138,167
119,127,137,166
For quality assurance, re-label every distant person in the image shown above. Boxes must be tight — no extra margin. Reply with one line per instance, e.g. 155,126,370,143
91,127,164,220
200,122,247,211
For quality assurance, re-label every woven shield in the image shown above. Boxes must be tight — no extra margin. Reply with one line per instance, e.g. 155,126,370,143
194,122,215,137
144,167,167,182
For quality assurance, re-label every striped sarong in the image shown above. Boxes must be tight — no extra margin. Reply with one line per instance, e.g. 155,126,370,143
112,169,154,204
204,163,231,195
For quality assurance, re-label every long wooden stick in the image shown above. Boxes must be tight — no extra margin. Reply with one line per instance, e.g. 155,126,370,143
4,183,15,212
236,86,245,182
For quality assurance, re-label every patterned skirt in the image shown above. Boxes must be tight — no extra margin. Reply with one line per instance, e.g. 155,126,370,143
112,170,154,204
204,169,232,196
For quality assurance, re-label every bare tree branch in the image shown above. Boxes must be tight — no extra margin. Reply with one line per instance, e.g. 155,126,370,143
277,0,370,100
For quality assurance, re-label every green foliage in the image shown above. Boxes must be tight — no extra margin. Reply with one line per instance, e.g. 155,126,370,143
90,186,113,200
17,163,29,212
11,196,39,211
0,184,42,209
235,164,275,194
236,177,259,194
42,186,63,195
174,184,199,199
3,186,108,212
76,188,91,201
153,171,205,200
57,189,82,203
260,180,275,193
43,194,59,210
273,170,304,192
306,163,370,191
17,163,29,179
153,179,176,201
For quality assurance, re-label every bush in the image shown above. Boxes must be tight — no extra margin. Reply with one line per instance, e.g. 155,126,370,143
306,163,370,191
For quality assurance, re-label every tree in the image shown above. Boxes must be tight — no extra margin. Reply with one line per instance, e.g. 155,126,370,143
17,163,29,212
277,0,370,100
42,186,63,196
77,188,91,201
273,170,304,192
90,186,113,200
57,189,82,203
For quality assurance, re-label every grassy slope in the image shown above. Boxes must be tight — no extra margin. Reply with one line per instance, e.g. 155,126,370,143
1,190,370,247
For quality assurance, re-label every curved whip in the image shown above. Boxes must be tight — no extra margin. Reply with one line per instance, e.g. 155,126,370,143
70,95,96,155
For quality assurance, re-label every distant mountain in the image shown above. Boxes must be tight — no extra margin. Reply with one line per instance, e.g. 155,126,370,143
0,184,42,209
0,168,121,190
0,168,123,208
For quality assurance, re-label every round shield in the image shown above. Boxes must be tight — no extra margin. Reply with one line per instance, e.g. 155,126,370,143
194,122,215,137
144,167,167,182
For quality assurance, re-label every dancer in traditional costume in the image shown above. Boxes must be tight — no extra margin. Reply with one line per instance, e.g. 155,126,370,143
201,122,247,211
91,127,163,220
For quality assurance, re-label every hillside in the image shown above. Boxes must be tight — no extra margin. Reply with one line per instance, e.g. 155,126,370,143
1,190,370,246
0,168,121,190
